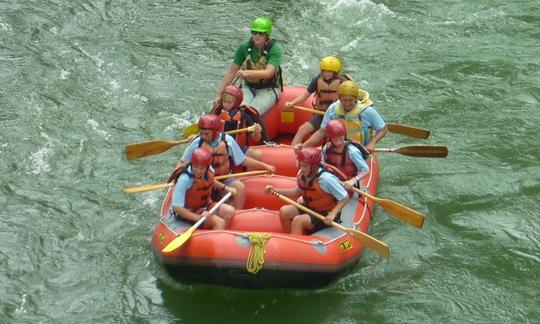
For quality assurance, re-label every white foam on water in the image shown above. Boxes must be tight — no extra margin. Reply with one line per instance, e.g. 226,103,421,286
323,0,395,16
87,119,111,140
15,292,28,315
165,110,197,132
60,69,71,80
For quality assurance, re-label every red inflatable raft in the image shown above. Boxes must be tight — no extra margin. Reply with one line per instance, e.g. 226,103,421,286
151,86,380,288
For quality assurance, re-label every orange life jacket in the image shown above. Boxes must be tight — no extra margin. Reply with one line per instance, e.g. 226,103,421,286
199,133,232,176
314,74,351,111
297,169,337,213
217,105,261,147
324,143,357,180
184,167,215,211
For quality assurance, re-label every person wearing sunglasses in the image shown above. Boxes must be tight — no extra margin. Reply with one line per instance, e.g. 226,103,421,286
214,17,283,116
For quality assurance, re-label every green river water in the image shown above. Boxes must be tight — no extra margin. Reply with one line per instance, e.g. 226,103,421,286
1,0,539,323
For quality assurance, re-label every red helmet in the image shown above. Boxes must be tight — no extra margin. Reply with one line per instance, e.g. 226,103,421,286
190,147,212,167
198,114,223,137
326,119,346,139
222,85,243,108
297,147,322,165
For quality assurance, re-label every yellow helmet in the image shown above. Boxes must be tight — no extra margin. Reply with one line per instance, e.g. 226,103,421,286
319,56,342,73
337,80,359,98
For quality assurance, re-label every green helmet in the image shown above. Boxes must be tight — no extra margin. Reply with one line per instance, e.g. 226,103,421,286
251,17,273,35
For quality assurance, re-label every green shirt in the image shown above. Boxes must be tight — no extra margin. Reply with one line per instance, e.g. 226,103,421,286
233,39,282,67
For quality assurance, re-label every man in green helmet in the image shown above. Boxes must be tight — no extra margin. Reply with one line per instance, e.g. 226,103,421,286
214,16,283,116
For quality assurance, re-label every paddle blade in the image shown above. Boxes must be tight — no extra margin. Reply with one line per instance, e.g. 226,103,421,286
375,198,425,229
394,145,448,158
162,227,197,253
182,124,200,138
387,123,430,139
125,139,186,160
345,228,390,257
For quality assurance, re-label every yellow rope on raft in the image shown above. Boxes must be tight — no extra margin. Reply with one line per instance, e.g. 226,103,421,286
246,233,270,274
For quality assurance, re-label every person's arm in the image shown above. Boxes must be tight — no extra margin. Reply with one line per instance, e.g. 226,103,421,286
324,197,349,225
363,108,388,152
213,179,237,196
284,89,311,110
299,128,325,149
171,175,201,222
319,174,350,225
365,126,387,152
343,145,369,189
237,65,276,81
244,113,262,142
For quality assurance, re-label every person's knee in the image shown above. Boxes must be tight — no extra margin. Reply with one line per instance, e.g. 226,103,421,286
212,217,226,230
222,205,235,222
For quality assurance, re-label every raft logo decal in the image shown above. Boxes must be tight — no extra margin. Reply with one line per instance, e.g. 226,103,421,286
338,240,353,252
158,232,167,244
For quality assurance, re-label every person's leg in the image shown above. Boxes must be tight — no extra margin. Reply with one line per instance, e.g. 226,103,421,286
206,214,226,230
249,87,281,116
279,205,299,233
217,203,236,228
291,122,315,146
290,214,314,235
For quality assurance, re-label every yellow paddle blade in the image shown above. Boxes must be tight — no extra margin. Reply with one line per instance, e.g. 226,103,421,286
352,187,425,229
161,226,198,253
182,123,200,138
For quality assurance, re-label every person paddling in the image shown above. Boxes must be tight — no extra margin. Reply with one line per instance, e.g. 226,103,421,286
297,80,387,153
179,114,275,209
284,56,352,146
322,119,369,190
213,17,283,116
210,85,268,160
169,147,236,230
265,147,349,234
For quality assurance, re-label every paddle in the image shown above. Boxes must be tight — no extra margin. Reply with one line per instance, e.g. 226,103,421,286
123,170,269,194
182,123,200,138
346,186,425,229
269,189,390,258
125,125,256,160
292,105,430,139
376,145,448,158
162,192,233,253
385,123,430,139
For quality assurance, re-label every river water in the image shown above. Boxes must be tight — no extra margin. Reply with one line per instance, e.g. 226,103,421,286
1,0,539,323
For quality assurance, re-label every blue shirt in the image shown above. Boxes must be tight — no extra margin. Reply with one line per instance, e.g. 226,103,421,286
321,101,386,137
315,168,349,201
322,143,369,173
181,133,247,166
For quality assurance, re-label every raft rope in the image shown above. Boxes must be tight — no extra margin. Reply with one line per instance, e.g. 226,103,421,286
246,233,270,274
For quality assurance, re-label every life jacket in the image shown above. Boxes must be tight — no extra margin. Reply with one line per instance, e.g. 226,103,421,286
241,38,283,90
297,169,338,213
314,74,350,111
213,105,261,147
183,167,215,211
323,141,369,179
199,133,232,176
